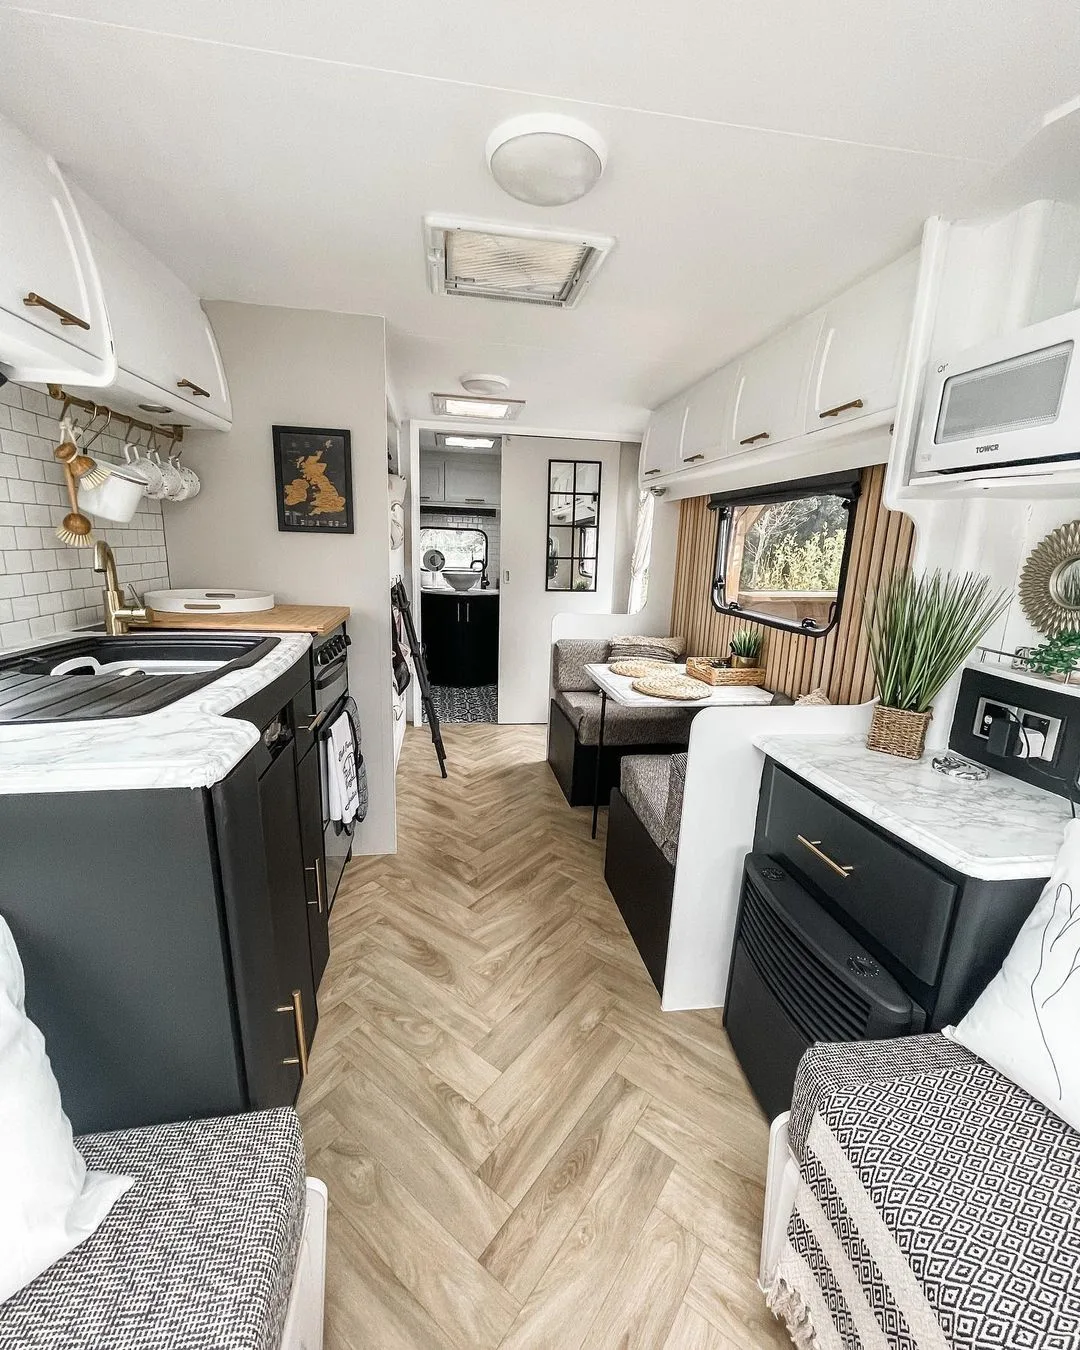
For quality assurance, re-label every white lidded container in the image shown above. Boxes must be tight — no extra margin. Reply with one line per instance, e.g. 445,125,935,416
144,588,275,613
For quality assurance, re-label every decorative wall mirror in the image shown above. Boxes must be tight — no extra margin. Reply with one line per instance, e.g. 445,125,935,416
547,460,601,592
1019,520,1080,635
709,471,861,636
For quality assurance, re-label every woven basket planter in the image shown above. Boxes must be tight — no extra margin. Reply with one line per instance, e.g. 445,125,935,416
685,657,766,688
866,704,932,760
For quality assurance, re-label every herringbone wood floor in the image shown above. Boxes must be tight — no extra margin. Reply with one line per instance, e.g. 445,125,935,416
299,724,790,1350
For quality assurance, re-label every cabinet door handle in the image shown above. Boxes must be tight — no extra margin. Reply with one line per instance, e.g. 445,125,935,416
464,497,485,503
796,834,853,878
277,989,309,1078
23,291,90,331
684,453,705,462
643,468,662,476
819,398,864,419
305,861,325,913
739,431,770,446
177,377,211,397
420,495,432,500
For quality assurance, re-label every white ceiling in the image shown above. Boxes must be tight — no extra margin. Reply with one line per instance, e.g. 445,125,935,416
2,2,1078,436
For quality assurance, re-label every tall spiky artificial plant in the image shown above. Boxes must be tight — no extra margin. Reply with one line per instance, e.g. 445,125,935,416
866,570,1009,714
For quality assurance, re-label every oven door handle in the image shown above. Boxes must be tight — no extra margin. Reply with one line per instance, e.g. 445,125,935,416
314,652,349,689
315,693,351,741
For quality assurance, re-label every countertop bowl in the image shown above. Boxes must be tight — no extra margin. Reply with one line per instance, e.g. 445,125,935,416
442,570,481,592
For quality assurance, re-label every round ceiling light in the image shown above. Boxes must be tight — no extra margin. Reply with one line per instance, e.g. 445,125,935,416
459,373,510,396
486,115,606,207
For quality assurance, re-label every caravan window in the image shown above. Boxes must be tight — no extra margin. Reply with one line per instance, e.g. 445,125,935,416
709,473,860,636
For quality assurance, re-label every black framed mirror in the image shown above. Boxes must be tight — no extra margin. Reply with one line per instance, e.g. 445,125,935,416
708,471,861,636
547,460,602,592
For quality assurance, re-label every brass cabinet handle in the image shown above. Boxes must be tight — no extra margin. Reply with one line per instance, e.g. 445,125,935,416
643,468,662,476
819,398,865,419
305,861,325,914
739,431,770,446
797,834,854,879
177,378,211,397
23,292,90,331
277,989,309,1078
684,453,705,462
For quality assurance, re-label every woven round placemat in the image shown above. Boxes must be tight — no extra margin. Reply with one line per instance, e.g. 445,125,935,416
631,673,712,701
609,658,675,678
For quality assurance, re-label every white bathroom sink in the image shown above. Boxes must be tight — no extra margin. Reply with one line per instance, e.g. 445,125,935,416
144,588,276,613
442,570,482,592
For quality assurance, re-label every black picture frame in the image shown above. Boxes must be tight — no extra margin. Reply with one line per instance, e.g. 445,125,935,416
708,471,861,637
273,425,354,534
546,458,602,593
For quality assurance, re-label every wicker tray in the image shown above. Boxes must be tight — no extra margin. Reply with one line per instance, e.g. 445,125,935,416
631,673,713,701
685,657,766,688
608,658,675,678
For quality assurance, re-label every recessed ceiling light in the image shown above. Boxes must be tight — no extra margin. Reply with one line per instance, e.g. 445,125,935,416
440,435,498,449
486,115,606,207
460,373,510,396
432,393,525,420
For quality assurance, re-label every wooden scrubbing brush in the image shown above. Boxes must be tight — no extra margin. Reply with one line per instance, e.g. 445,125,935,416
54,435,111,489
56,462,94,547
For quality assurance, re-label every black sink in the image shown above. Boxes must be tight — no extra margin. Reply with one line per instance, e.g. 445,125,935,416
0,632,280,723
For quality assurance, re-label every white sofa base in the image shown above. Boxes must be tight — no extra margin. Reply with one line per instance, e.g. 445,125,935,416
281,1178,328,1350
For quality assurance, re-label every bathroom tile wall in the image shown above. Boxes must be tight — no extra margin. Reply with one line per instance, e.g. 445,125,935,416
420,508,501,581
0,381,171,649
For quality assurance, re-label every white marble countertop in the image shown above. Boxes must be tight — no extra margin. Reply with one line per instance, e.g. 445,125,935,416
754,732,1070,880
587,662,774,709
0,632,312,794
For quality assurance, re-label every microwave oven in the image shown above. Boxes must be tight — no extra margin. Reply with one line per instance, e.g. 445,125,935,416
914,309,1080,477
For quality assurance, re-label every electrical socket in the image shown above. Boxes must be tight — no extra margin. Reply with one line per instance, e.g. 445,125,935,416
974,697,1063,762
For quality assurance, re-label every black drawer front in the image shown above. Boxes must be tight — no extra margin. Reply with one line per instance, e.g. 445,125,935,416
757,764,958,987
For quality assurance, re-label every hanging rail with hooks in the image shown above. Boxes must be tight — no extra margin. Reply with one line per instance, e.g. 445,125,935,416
46,384,185,448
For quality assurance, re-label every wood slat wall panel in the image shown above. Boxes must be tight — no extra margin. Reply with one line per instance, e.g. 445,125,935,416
667,464,914,705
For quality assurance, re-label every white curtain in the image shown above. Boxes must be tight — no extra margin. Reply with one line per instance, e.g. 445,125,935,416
628,490,654,613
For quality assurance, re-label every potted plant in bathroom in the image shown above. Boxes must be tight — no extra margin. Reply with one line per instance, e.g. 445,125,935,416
865,569,1009,760
729,628,763,669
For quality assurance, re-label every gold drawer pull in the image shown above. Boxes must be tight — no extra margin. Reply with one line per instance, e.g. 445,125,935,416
177,377,211,397
797,834,854,878
684,453,705,462
23,292,90,330
819,398,865,419
739,431,770,446
305,860,325,914
277,989,309,1077
643,468,662,476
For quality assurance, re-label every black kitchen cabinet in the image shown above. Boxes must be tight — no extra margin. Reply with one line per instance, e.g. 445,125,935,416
296,737,330,989
421,591,499,685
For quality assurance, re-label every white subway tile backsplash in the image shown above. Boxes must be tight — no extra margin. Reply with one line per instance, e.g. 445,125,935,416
0,382,171,649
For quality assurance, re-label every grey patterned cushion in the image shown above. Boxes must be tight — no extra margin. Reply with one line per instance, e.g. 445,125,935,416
621,755,675,861
551,638,611,692
608,635,685,662
663,753,688,853
0,1109,306,1350
554,690,695,747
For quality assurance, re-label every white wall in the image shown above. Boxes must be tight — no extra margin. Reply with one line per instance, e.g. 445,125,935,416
166,302,395,855
499,435,623,724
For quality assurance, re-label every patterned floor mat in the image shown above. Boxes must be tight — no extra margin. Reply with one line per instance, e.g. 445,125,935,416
425,684,498,724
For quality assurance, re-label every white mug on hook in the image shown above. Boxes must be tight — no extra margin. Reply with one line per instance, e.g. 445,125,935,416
157,452,186,501
122,443,165,499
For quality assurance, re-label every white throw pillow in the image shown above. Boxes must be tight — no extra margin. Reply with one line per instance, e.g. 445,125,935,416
0,916,131,1305
947,818,1080,1133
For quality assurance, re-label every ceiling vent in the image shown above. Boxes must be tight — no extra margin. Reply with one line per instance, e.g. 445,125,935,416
424,216,614,310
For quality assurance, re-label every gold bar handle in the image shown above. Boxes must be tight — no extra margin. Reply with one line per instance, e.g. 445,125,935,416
684,453,705,462
24,292,90,331
277,989,309,1077
177,378,211,397
797,834,854,879
305,861,325,914
819,398,864,419
643,468,662,476
739,431,770,446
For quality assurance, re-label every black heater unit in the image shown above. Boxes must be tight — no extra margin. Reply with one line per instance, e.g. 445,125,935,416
724,854,917,1120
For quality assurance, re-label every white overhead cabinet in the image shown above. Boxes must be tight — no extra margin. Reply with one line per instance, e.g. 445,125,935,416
805,251,918,433
679,364,738,464
69,187,231,430
640,394,687,480
0,113,114,385
731,313,822,453
419,453,500,506
419,458,444,503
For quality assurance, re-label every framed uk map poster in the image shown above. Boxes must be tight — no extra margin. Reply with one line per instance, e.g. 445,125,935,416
273,425,354,534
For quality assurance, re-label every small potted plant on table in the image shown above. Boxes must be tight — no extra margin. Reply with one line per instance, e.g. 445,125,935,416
865,569,1008,759
729,629,763,669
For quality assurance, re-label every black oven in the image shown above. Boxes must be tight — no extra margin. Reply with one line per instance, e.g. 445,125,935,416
311,625,352,909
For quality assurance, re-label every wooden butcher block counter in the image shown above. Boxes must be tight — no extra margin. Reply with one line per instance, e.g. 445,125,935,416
146,604,350,636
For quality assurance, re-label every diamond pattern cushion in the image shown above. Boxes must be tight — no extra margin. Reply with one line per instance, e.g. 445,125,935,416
0,1109,306,1350
554,690,695,747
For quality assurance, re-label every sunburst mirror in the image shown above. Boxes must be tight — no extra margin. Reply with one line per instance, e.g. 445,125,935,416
1019,520,1080,635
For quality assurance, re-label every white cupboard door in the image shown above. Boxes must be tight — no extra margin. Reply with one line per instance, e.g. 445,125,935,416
731,314,822,453
641,394,687,481
681,364,738,463
419,457,444,503
806,249,918,432
444,457,500,506
0,115,112,382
